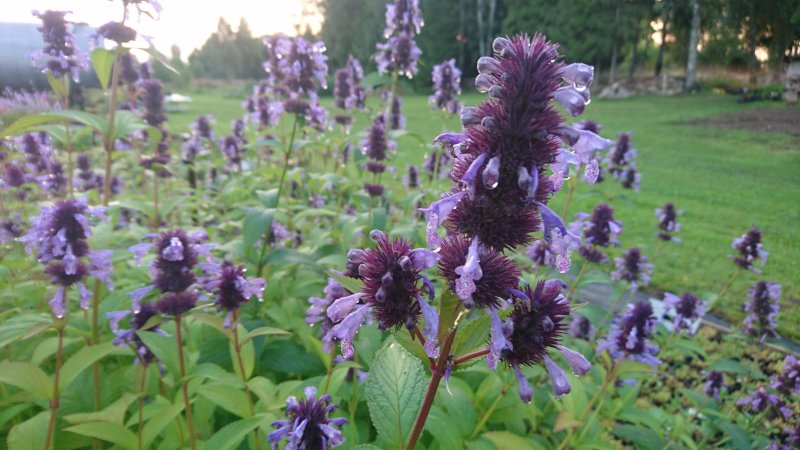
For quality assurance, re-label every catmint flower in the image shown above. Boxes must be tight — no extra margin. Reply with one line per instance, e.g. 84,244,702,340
95,21,137,44
429,59,462,114
611,247,653,291
742,280,781,340
118,53,140,87
19,198,111,318
18,132,52,174
383,0,424,37
736,387,791,419
493,280,591,402
571,203,622,263
598,301,661,367
376,32,422,78
663,292,706,332
307,278,349,352
620,167,641,191
403,165,419,189
389,95,405,130
770,355,799,398
364,183,384,198
40,161,67,196
128,229,211,315
220,135,243,170
268,386,347,450
568,314,595,340
0,215,25,244
360,114,396,161
252,97,283,129
107,302,167,366
75,153,102,191
550,123,611,188
655,203,682,242
702,370,727,399
603,131,636,178
199,260,265,327
527,228,578,273
31,10,86,82
3,162,29,189
264,36,328,108
730,226,768,273
140,79,167,128
437,235,519,309
232,118,247,144
191,115,215,141
327,230,440,359
425,35,594,252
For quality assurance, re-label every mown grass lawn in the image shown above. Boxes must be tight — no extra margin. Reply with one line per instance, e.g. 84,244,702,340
166,91,799,341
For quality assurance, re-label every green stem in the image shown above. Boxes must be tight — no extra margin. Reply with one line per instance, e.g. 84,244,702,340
152,174,160,230
556,361,621,450
256,115,299,278
175,315,197,450
231,310,262,450
566,258,590,300
561,175,577,219
102,48,122,207
322,350,337,395
44,325,65,450
137,364,147,450
715,267,741,305
469,375,511,439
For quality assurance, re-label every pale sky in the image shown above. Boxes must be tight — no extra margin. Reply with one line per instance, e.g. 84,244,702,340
7,0,320,59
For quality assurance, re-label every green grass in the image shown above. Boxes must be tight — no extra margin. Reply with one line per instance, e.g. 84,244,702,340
165,92,799,341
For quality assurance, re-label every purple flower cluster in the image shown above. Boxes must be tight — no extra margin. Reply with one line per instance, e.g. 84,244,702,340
655,202,682,242
268,386,347,450
492,280,591,401
663,292,706,332
108,301,167,366
598,301,661,367
334,55,365,112
702,370,727,399
730,226,768,273
139,79,171,175
571,203,622,263
388,94,405,130
19,198,112,318
403,165,419,189
604,131,639,190
0,88,60,115
550,121,611,188
527,227,578,274
199,260,265,326
770,354,799,398
423,35,595,258
611,247,653,291
736,386,791,420
3,132,68,197
568,314,595,341
326,230,440,358
360,114,396,197
75,153,122,194
375,0,423,78
94,21,137,45
31,10,86,82
422,142,453,181
128,229,213,316
0,215,25,244
429,59,462,114
307,278,349,352
742,280,781,340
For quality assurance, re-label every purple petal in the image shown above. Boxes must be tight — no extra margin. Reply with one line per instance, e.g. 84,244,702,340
545,355,571,395
460,153,488,193
559,63,594,88
130,285,155,313
410,248,440,270
50,286,66,319
454,236,482,304
554,87,586,117
482,156,500,189
557,345,591,375
513,365,533,403
331,304,370,359
327,293,365,322
129,242,153,265
418,295,440,359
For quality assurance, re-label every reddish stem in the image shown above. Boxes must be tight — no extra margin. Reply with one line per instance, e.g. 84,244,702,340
453,348,490,366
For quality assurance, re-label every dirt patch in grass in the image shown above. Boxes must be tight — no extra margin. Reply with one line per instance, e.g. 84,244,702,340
688,107,800,137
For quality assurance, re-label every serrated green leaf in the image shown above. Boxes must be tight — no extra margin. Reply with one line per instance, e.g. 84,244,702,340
0,361,52,400
66,421,137,450
263,248,322,270
1,110,107,138
201,415,268,450
59,341,119,390
7,411,49,450
91,48,117,90
365,340,426,449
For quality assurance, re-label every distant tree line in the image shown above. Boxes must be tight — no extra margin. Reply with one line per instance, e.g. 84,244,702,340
181,1,800,88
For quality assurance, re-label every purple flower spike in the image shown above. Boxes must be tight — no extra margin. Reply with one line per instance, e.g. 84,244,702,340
269,386,348,450
742,280,781,340
611,247,653,291
655,203,683,243
730,226,768,273
554,87,588,116
598,301,661,368
487,307,510,370
199,260,266,317
429,59,462,114
737,387,791,420
703,370,727,400
663,292,706,332
771,355,800,397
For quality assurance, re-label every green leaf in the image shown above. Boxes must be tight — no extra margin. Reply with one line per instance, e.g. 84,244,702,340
241,326,289,345
715,420,750,450
112,110,155,142
365,340,426,450
47,72,68,99
707,359,749,374
255,189,279,207
243,207,275,260
1,110,107,138
66,421,137,450
613,425,666,450
64,393,138,425
482,431,536,449
136,331,181,378
197,382,251,418
0,361,52,399
0,403,33,429
7,411,49,450
451,315,490,366
0,314,51,348
328,271,364,294
142,400,185,448
91,48,117,90
262,248,322,270
201,415,268,450
59,341,119,390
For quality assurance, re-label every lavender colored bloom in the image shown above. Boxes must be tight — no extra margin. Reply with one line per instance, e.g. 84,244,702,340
264,36,328,104
388,95,405,130
571,203,622,263
437,235,519,309
770,355,799,398
95,21,137,44
598,301,661,367
17,132,52,174
663,292,706,332
31,10,86,82
0,215,26,244
118,53,140,87
376,32,422,78
383,0,424,37
568,314,595,340
611,247,653,291
327,230,440,358
3,162,28,188
19,198,110,317
107,302,167,365
429,59,462,114
730,226,768,273
428,35,593,252
220,135,243,170
742,280,781,340
620,167,641,191
655,203,683,243
0,88,61,115
307,278,350,352
736,386,791,419
252,97,283,129
550,123,611,188
232,118,247,144
191,115,215,141
604,131,637,178
527,228,578,274
268,386,347,450
140,79,167,128
493,280,590,401
199,260,265,326
702,370,727,399
403,165,419,189
360,114,396,161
